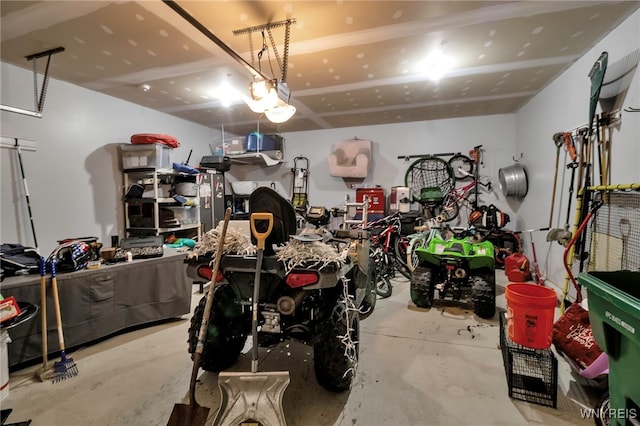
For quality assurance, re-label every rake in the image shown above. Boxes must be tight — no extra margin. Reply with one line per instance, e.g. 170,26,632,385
49,259,78,382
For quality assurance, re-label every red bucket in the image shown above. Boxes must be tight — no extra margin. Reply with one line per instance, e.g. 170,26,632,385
505,283,557,349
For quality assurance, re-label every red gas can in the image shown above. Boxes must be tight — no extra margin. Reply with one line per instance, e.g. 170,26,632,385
504,253,532,282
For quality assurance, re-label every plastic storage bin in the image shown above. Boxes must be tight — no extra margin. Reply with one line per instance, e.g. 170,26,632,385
120,144,171,170
579,271,640,426
245,132,282,152
231,181,258,195
164,206,199,226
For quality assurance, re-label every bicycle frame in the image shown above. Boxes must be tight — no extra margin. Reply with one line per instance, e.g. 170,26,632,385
433,180,479,223
370,222,396,254
436,169,492,223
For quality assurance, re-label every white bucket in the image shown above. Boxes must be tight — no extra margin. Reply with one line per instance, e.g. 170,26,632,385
0,330,11,400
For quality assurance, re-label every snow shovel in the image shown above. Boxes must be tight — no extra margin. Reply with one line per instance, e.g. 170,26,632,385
167,207,232,426
215,212,290,426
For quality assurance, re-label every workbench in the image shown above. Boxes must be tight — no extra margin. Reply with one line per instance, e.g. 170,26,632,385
1,248,191,368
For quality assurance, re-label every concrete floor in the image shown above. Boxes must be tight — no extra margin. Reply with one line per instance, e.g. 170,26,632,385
3,273,605,426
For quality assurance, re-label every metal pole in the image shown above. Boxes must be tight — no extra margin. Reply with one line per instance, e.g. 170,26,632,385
14,138,39,249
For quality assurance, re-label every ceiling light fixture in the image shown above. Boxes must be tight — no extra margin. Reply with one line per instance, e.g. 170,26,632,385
212,81,239,107
244,78,296,121
421,50,453,82
163,2,296,123
265,103,296,123
234,19,297,123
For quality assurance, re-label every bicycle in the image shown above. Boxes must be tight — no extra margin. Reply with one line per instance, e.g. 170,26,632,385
360,213,411,298
405,220,442,272
433,170,492,223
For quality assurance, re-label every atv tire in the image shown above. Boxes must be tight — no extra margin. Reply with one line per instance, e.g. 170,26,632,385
410,266,435,308
188,285,246,372
471,273,496,319
314,294,359,392
359,258,378,320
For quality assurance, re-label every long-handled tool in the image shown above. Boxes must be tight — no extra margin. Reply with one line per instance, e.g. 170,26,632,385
14,139,39,250
50,259,78,382
35,257,53,381
215,212,290,426
547,132,579,245
168,207,232,426
548,133,565,228
562,200,603,307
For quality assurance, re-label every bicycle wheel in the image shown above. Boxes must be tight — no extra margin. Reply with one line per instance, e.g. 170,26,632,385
406,234,427,272
376,275,392,298
436,201,460,223
404,157,455,205
448,154,474,180
370,246,392,298
393,235,411,279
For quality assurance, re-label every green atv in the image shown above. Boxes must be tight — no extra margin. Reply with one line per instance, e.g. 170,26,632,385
410,227,496,319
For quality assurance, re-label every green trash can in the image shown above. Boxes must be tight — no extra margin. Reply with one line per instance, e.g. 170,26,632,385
579,271,640,426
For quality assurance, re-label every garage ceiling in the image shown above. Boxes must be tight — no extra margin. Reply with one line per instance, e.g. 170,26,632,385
1,1,638,136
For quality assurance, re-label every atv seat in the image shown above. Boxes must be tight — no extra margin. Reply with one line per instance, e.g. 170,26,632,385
249,187,298,255
444,242,466,255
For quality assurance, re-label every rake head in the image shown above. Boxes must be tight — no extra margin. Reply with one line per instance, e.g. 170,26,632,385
52,353,78,383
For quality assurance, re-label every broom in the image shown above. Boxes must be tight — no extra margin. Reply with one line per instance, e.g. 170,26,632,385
49,259,78,382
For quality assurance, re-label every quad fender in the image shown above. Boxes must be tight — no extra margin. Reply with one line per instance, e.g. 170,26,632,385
299,262,354,290
414,236,495,270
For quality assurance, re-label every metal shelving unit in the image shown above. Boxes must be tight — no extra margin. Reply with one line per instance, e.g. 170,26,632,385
123,168,201,240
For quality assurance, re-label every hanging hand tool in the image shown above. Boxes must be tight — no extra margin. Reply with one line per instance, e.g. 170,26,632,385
14,139,39,250
562,200,603,307
548,133,565,228
547,132,578,245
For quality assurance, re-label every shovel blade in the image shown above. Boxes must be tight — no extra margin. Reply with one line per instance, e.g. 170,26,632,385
167,403,210,426
215,371,290,426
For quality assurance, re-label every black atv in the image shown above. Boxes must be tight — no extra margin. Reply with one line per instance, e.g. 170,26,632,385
185,188,375,391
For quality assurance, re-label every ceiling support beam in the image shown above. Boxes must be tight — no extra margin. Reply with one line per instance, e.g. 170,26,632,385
162,0,269,82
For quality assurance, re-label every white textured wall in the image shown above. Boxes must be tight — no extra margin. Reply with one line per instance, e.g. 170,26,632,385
228,115,517,225
1,62,216,255
515,10,640,295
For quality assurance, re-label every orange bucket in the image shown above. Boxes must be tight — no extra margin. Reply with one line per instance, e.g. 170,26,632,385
505,283,557,349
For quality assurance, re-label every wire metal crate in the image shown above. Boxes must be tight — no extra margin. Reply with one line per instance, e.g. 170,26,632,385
499,312,558,408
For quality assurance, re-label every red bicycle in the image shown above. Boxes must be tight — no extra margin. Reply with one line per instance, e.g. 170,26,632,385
361,213,411,298
435,171,492,223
